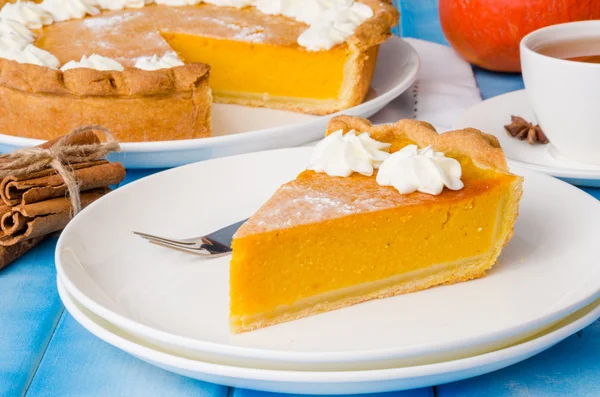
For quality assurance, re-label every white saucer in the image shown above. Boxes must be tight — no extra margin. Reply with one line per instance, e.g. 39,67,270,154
454,89,600,187
0,37,418,169
58,278,600,395
55,147,600,371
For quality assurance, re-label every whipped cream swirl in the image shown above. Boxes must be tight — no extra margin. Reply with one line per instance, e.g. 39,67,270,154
61,54,125,71
0,1,53,29
40,0,100,22
298,2,373,50
96,0,151,10
307,130,391,177
376,145,464,195
134,52,183,70
0,18,35,48
0,43,60,68
0,35,28,53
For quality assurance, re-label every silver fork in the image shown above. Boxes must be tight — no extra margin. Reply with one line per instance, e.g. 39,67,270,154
133,219,248,258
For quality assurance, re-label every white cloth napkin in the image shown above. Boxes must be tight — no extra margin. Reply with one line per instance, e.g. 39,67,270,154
370,38,481,132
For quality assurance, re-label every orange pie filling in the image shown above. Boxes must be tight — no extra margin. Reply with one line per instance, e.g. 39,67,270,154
229,126,523,332
230,174,518,331
162,33,349,101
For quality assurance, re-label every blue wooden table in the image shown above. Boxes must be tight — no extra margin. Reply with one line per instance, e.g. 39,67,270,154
2,1,600,396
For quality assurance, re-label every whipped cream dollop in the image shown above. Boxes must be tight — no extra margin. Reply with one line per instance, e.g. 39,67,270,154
0,43,60,68
376,145,464,195
40,0,100,22
134,52,183,70
61,54,124,71
96,0,150,10
307,130,391,177
0,18,35,48
0,35,28,53
298,2,373,50
0,1,53,29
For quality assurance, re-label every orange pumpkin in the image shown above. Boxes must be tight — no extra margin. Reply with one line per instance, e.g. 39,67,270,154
439,0,600,72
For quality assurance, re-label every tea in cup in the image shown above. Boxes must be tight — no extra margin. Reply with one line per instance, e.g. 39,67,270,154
521,21,600,165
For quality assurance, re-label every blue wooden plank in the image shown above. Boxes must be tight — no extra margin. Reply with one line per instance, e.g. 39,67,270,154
0,237,63,397
437,320,600,397
25,313,228,397
472,67,525,100
0,169,161,397
233,387,433,397
0,169,159,396
121,168,163,185
581,187,600,200
398,0,447,45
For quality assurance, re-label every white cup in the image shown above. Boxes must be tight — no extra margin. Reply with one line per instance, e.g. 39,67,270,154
521,21,600,165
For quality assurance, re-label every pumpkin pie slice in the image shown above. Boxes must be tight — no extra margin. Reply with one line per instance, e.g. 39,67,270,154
0,1,398,142
229,116,523,333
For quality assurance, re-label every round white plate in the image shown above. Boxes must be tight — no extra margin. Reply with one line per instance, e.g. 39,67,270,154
454,89,600,187
55,147,600,371
58,278,600,395
0,37,418,169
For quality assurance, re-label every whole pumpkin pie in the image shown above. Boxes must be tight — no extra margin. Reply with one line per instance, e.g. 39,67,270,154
0,0,398,142
229,116,523,333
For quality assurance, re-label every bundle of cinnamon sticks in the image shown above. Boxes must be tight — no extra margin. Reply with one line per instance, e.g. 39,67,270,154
0,128,125,270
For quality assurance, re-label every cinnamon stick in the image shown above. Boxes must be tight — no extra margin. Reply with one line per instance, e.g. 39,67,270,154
0,236,45,271
0,129,101,166
0,203,10,218
40,129,101,149
0,188,110,246
0,203,10,239
1,211,26,236
0,127,121,267
1,161,125,206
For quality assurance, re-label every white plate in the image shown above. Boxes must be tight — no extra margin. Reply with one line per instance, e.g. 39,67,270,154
0,37,418,169
454,89,600,187
58,278,600,395
55,147,600,371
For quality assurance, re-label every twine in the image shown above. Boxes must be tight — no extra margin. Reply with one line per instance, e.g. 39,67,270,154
0,125,120,216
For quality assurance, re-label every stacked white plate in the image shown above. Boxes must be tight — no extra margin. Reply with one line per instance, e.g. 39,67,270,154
56,147,600,394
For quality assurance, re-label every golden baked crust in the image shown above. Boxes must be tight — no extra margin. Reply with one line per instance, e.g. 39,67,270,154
0,60,212,141
327,115,510,172
352,0,400,50
0,59,210,96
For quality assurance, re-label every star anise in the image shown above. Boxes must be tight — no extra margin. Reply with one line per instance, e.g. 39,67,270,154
504,115,549,145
